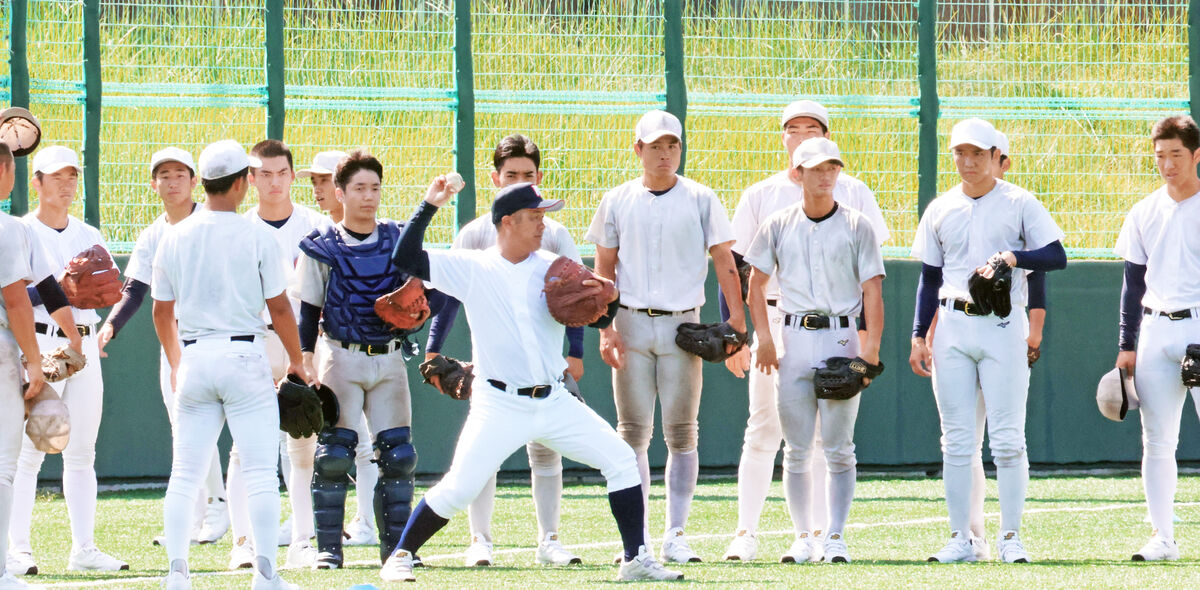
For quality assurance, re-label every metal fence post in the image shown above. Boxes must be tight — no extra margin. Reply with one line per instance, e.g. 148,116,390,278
8,0,29,215
453,0,476,228
82,0,101,227
1190,0,1200,125
663,0,687,174
917,0,939,215
265,0,285,140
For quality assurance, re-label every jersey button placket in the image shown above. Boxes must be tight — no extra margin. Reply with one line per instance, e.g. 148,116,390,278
649,196,663,303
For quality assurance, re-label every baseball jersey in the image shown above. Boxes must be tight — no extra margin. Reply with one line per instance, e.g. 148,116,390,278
911,180,1063,308
125,210,187,285
0,212,36,328
428,248,567,387
1114,186,1200,311
744,204,885,317
585,176,734,310
23,213,114,326
151,208,288,341
244,204,329,318
455,214,581,261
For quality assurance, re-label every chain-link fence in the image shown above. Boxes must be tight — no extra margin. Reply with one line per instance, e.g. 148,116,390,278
1,0,1191,257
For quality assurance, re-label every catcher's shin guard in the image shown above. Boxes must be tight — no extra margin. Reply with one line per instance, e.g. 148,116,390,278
312,427,358,566
374,426,418,563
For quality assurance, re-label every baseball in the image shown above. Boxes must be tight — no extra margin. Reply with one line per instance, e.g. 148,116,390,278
445,171,465,193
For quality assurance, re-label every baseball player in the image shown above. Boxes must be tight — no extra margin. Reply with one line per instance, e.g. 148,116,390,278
721,100,890,562
744,137,885,564
1113,114,1200,561
380,179,682,583
8,146,127,574
299,151,347,224
424,134,586,566
154,139,303,590
910,118,1067,563
94,148,232,546
587,109,745,563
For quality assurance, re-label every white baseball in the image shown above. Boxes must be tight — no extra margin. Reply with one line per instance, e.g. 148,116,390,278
445,172,465,193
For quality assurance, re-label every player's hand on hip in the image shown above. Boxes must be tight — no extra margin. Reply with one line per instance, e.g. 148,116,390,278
96,323,114,358
565,356,584,381
1115,350,1137,376
725,347,750,378
909,337,933,377
22,359,45,400
424,172,463,207
600,326,625,369
754,340,778,375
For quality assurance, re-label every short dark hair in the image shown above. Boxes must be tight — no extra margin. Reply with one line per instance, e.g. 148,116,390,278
334,150,383,189
201,167,249,195
251,139,293,170
493,134,541,170
1151,115,1200,152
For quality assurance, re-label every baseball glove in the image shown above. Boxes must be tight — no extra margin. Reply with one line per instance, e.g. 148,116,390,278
314,383,340,429
374,276,431,332
543,256,618,327
1181,344,1200,387
966,253,1013,318
1027,345,1041,367
41,344,86,382
675,321,750,363
277,375,324,439
814,356,885,400
418,355,474,401
737,259,752,304
60,245,122,309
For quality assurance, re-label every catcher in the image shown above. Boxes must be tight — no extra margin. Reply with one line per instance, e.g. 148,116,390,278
743,137,885,564
292,150,448,569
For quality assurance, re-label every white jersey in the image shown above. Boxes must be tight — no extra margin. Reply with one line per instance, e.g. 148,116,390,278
911,179,1064,308
126,207,196,285
585,175,734,310
428,248,567,387
23,213,114,327
455,214,580,261
744,203,885,317
731,170,890,299
1115,186,1200,311
244,204,328,318
151,208,288,341
0,212,36,329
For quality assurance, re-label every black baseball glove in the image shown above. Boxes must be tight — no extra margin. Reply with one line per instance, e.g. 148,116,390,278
675,321,749,363
1182,344,1200,387
277,375,324,439
419,355,474,401
814,356,885,400
967,253,1013,318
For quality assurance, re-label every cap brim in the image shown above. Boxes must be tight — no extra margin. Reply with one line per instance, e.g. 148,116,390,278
949,138,993,151
296,166,334,179
151,158,194,173
782,113,829,129
246,155,263,168
534,199,565,213
638,130,681,144
797,156,844,169
35,162,82,175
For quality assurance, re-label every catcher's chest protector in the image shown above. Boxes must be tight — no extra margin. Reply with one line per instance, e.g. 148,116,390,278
300,223,406,343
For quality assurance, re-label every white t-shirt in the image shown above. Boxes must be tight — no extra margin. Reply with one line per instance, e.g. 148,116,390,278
244,204,329,319
428,248,567,387
455,214,580,261
745,204,885,317
23,213,114,326
151,208,288,341
0,212,36,329
585,176,735,310
1115,186,1200,311
911,179,1065,307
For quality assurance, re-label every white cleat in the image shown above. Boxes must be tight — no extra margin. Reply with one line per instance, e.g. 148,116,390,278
277,517,293,547
464,534,494,566
536,532,582,565
661,527,701,563
228,537,255,570
68,544,129,572
823,532,850,563
0,571,34,590
196,498,230,544
928,532,977,563
161,571,190,590
343,516,378,546
780,532,815,563
997,530,1030,563
251,570,299,590
5,551,37,576
1132,535,1180,562
380,549,416,583
283,541,318,569
970,534,991,561
723,529,758,561
617,545,684,581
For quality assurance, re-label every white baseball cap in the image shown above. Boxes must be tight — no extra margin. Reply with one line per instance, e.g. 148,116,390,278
197,139,262,181
32,146,81,175
949,118,997,151
993,130,1010,156
297,150,349,178
635,110,683,143
149,147,195,175
781,100,830,131
791,137,844,169
1096,367,1140,422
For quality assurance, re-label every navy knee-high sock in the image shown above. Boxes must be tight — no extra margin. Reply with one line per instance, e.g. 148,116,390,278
608,485,645,561
396,498,449,556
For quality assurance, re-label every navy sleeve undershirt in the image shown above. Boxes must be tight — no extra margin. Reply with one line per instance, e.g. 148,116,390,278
391,201,436,281
1119,261,1147,352
30,276,70,315
299,301,321,353
106,278,149,336
718,251,747,323
1011,240,1067,272
1027,271,1047,311
912,264,944,339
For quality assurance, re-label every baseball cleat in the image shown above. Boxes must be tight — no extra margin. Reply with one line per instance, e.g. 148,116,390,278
67,544,129,571
996,530,1030,563
6,551,37,576
464,534,494,566
161,570,190,590
723,529,758,561
823,532,850,563
536,532,582,566
928,532,977,563
250,570,299,590
196,498,230,544
780,532,815,563
617,545,684,581
1132,535,1180,562
342,516,378,546
277,516,293,547
283,541,318,569
970,533,991,561
380,549,416,583
0,571,33,590
228,537,255,570
313,551,342,570
661,527,701,563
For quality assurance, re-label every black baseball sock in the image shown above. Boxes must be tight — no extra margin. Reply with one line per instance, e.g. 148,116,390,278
397,498,449,555
608,485,646,561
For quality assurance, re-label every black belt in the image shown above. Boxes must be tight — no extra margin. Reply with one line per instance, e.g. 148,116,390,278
619,304,695,317
487,379,554,399
942,298,988,317
334,339,403,356
767,299,778,307
183,334,255,347
34,322,92,338
783,313,852,330
1144,307,1193,320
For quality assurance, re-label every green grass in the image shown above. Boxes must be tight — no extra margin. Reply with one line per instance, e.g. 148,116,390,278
16,474,1200,588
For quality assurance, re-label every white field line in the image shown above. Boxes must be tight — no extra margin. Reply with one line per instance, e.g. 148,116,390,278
40,501,1199,588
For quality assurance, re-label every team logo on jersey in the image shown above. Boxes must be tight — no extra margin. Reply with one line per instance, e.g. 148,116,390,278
997,321,1010,328
838,339,849,346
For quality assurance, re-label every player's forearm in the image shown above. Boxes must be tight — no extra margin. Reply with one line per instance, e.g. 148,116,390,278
1118,261,1147,352
49,305,82,348
594,246,618,282
1010,240,1067,272
266,295,304,366
105,278,149,338
566,326,584,359
2,282,41,362
299,301,321,353
911,263,943,339
31,275,70,314
152,300,181,369
861,276,885,362
391,201,436,281
747,269,771,345
712,246,746,327
1027,271,1047,311
1028,308,1046,341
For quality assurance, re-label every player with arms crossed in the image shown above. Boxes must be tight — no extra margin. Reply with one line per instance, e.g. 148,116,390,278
910,119,1067,564
153,140,305,590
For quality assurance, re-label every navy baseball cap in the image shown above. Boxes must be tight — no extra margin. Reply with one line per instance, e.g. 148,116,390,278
491,182,564,224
